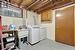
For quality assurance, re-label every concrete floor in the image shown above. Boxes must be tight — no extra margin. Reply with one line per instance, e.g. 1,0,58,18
15,39,75,50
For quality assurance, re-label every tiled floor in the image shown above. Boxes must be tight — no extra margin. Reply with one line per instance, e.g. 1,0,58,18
15,39,75,50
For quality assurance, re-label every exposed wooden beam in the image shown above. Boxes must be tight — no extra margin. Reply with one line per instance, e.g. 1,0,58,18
1,0,74,13
52,1,75,9
36,0,65,13
26,0,40,9
21,0,36,8
35,1,62,12
36,0,74,13
31,0,51,10
35,0,62,10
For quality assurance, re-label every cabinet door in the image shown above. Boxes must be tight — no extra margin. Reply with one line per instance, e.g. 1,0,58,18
41,9,52,22
55,6,74,46
40,28,46,40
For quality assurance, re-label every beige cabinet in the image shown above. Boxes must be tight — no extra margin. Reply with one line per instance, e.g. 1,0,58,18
41,9,52,22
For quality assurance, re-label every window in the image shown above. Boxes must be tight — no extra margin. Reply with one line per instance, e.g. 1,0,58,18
0,2,22,18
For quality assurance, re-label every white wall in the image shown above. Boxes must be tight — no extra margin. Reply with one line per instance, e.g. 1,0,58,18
23,9,39,26
2,16,23,28
38,10,55,40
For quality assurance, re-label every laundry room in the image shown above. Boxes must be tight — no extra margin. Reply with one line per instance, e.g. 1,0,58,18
0,0,75,50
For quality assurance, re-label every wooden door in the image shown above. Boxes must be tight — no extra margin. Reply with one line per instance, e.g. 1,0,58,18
55,6,74,46
74,6,75,46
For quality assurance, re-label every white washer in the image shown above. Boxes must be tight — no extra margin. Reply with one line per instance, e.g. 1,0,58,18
28,26,40,44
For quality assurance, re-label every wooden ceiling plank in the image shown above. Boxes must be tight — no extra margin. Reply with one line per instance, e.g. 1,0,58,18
26,0,40,9
37,0,74,13
10,0,23,7
29,1,45,9
31,0,51,10
17,0,23,6
52,0,74,9
22,0,37,8
37,0,65,13
32,0,62,11
1,0,75,13
21,0,32,6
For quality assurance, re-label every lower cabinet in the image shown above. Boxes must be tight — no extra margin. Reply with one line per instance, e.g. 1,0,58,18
40,27,46,40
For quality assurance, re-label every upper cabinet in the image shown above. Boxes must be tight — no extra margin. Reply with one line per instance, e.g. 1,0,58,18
41,9,52,23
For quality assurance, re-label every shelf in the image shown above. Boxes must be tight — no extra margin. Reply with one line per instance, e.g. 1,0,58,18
1,29,18,50
3,36,15,39
2,30,18,33
4,41,15,44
